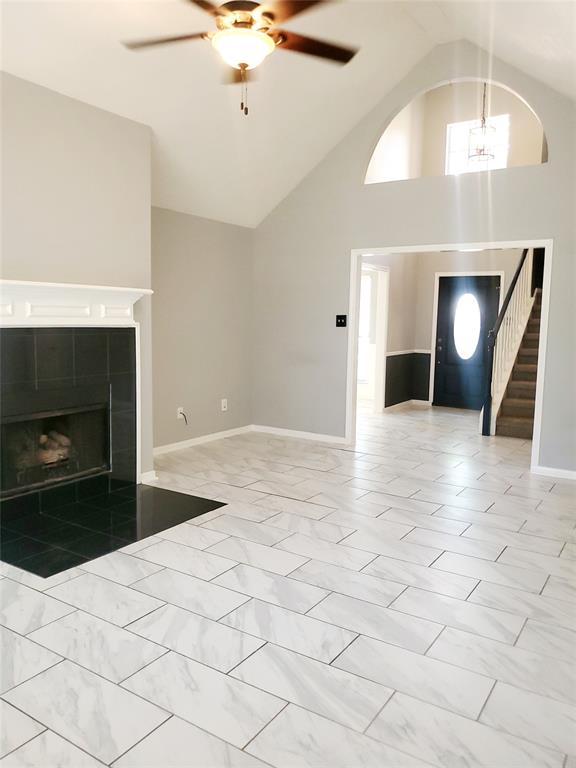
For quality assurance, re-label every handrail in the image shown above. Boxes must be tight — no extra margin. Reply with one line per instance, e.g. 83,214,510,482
482,248,531,436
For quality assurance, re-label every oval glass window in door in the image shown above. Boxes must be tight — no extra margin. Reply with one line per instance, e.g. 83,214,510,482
453,293,481,360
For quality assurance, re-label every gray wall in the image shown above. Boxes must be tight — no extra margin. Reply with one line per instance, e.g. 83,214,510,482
252,41,576,472
151,207,253,447
0,72,154,472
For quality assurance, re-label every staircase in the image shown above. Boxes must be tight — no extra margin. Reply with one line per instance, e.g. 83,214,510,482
496,289,541,439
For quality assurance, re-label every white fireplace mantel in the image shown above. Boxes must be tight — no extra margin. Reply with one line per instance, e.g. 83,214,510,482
0,280,152,327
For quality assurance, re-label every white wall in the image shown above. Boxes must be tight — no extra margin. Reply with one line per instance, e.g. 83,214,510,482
151,207,253,448
252,41,576,472
0,72,154,471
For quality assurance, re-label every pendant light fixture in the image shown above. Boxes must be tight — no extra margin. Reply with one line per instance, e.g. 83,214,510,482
468,82,496,163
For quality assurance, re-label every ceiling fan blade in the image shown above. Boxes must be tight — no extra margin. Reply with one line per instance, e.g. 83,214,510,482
276,30,357,63
260,0,326,23
184,0,226,16
223,67,257,84
124,32,207,50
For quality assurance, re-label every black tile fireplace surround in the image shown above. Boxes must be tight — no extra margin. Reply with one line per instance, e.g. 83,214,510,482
0,327,225,577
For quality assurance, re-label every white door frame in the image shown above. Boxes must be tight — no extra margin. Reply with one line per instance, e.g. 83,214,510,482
359,264,389,413
428,270,505,404
346,239,553,476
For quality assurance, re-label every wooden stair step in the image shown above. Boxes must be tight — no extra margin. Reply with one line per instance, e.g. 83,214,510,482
512,363,537,382
507,381,537,399
496,416,534,440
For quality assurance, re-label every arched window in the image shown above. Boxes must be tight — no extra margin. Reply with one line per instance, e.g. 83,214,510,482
365,81,546,184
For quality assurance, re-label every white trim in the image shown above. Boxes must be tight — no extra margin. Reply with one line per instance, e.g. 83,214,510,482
384,399,431,411
251,425,347,445
387,349,431,357
153,426,254,455
346,239,553,471
531,465,576,481
0,280,152,327
428,270,505,404
530,242,553,472
140,470,158,484
153,424,347,456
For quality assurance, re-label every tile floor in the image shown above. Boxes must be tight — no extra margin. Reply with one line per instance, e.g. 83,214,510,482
1,403,575,767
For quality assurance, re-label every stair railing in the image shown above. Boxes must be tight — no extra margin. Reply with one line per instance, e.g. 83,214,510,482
482,249,534,436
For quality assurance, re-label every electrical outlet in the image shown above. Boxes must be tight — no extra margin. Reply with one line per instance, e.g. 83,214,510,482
220,398,228,412
177,406,185,420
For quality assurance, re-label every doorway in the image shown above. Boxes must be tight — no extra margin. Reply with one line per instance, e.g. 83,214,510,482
432,274,501,410
356,266,388,414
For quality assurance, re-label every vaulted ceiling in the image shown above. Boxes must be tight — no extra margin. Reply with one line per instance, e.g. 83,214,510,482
1,1,574,227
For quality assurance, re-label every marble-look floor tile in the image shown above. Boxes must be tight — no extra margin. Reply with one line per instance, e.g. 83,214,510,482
347,492,441,516
390,587,523,643
0,700,45,759
221,599,356,662
542,575,576,602
155,522,229,549
78,551,164,586
403,528,504,560
28,611,166,682
428,627,576,706
431,552,547,592
338,531,442,567
191,482,267,504
290,559,405,607
0,579,75,634
134,540,236,580
481,682,576,756
265,511,354,543
367,692,563,768
122,651,284,749
201,514,292,546
119,536,162,555
3,661,169,764
334,634,493,718
364,555,478,599
207,537,307,575
243,479,317,501
434,506,523,532
247,704,430,768
467,581,575,629
275,533,376,570
309,593,442,653
232,642,392,730
191,501,279,524
47,574,163,627
133,568,248,620
114,716,267,767
0,730,104,767
321,510,413,539
498,547,576,580
0,563,83,592
1,625,62,693
127,604,263,672
213,564,327,613
462,525,563,556
516,619,576,663
253,495,334,519
379,507,468,535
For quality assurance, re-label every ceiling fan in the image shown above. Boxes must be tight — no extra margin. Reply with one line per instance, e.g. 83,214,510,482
124,0,358,114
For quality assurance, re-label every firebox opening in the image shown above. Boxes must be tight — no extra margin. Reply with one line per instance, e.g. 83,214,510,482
1,404,110,498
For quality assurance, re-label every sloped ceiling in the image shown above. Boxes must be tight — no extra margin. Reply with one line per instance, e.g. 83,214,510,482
1,1,574,227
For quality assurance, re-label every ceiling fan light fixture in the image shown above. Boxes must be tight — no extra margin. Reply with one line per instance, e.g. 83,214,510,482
211,27,275,69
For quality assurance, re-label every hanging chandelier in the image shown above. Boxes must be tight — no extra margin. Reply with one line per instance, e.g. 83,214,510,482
468,82,496,163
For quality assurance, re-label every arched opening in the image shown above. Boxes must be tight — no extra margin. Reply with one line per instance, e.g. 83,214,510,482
365,80,547,184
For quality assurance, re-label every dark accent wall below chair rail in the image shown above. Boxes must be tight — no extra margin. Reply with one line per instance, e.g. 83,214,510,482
385,352,431,407
0,327,137,503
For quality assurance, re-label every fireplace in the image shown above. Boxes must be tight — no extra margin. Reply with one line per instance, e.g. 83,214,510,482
1,401,110,498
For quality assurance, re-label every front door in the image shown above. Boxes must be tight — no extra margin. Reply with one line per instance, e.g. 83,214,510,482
433,275,500,410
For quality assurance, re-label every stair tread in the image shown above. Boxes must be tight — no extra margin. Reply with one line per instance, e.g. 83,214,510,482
503,397,536,406
497,416,534,425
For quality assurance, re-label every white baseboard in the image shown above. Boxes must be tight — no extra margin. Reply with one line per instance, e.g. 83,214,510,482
153,426,253,456
140,470,158,484
153,423,347,456
384,399,431,411
251,424,347,445
530,464,576,481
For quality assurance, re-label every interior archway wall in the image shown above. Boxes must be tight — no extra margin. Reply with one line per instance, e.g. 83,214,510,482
365,79,547,183
252,40,576,473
